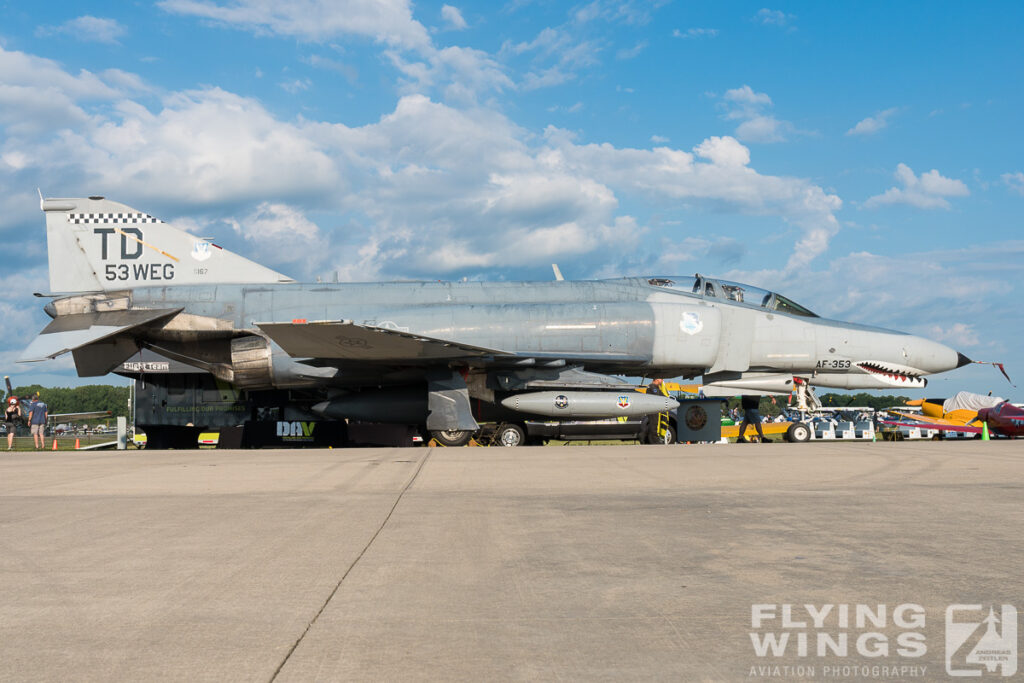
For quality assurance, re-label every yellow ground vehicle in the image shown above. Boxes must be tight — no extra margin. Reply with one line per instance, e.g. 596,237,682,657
720,421,810,442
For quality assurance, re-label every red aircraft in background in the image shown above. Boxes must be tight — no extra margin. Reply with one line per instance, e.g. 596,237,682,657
976,402,1024,438
883,362,1020,439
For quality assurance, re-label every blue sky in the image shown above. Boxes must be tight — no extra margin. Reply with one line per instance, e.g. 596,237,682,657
1,1,1021,398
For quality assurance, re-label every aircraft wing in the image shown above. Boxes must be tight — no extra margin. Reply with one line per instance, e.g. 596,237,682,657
19,309,183,362
887,410,976,427
256,320,510,362
881,420,983,434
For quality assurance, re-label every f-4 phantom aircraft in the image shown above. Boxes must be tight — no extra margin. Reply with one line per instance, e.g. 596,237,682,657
21,196,970,445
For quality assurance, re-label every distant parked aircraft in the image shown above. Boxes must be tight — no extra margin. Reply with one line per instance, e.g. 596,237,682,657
886,391,1022,438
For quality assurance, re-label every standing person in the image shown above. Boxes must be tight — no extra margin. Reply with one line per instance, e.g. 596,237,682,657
737,394,770,443
5,396,21,450
28,395,48,450
643,378,671,444
645,378,667,396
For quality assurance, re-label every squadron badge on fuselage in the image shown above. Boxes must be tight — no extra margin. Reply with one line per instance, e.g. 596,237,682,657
680,312,703,336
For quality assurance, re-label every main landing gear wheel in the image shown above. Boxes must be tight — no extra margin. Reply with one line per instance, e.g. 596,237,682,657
785,422,811,443
648,424,677,445
430,429,474,447
493,423,526,447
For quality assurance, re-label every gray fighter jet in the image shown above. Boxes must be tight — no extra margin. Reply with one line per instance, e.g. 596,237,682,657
21,196,970,444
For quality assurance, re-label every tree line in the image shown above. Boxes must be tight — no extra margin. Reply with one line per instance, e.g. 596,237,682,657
10,384,130,418
816,393,913,410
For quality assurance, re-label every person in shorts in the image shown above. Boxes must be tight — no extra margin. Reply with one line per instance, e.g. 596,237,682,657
737,394,770,443
28,395,48,450
4,396,21,450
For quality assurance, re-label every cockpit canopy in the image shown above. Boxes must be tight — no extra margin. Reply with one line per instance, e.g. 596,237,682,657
646,274,818,318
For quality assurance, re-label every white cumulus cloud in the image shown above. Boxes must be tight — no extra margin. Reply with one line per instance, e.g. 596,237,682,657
846,107,899,136
502,27,600,92
864,163,969,210
441,5,467,30
36,16,127,44
616,41,647,60
157,0,431,48
1001,171,1024,195
573,0,669,26
0,46,149,138
387,44,512,103
723,242,1024,350
0,43,844,284
228,202,327,266
720,85,801,143
279,78,312,93
157,0,505,105
541,131,841,270
672,28,718,39
755,8,795,27
927,323,980,348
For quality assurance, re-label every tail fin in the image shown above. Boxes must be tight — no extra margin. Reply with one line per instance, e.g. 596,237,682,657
41,196,294,293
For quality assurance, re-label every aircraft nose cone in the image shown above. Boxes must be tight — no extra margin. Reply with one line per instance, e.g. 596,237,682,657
903,336,962,375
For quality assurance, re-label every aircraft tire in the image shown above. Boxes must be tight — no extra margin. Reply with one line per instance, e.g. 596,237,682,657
431,429,474,447
643,421,676,445
785,422,811,443
493,423,526,447
658,424,677,445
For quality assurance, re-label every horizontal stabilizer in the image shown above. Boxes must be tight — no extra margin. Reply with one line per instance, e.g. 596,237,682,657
257,320,508,362
19,308,181,362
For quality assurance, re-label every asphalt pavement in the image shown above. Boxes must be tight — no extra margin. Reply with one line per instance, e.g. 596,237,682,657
1,440,1021,681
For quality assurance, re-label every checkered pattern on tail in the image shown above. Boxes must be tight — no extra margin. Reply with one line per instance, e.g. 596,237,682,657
68,213,163,224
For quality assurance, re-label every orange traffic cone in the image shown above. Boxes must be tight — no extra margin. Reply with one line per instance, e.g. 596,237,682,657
52,438,58,450
75,438,80,450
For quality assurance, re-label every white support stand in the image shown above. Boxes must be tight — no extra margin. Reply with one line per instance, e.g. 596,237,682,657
117,416,127,450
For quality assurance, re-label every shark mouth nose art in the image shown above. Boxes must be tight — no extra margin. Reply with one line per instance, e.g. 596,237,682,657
856,361,928,388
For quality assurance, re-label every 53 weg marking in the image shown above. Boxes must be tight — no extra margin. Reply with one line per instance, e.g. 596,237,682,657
95,227,177,281
104,263,175,281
